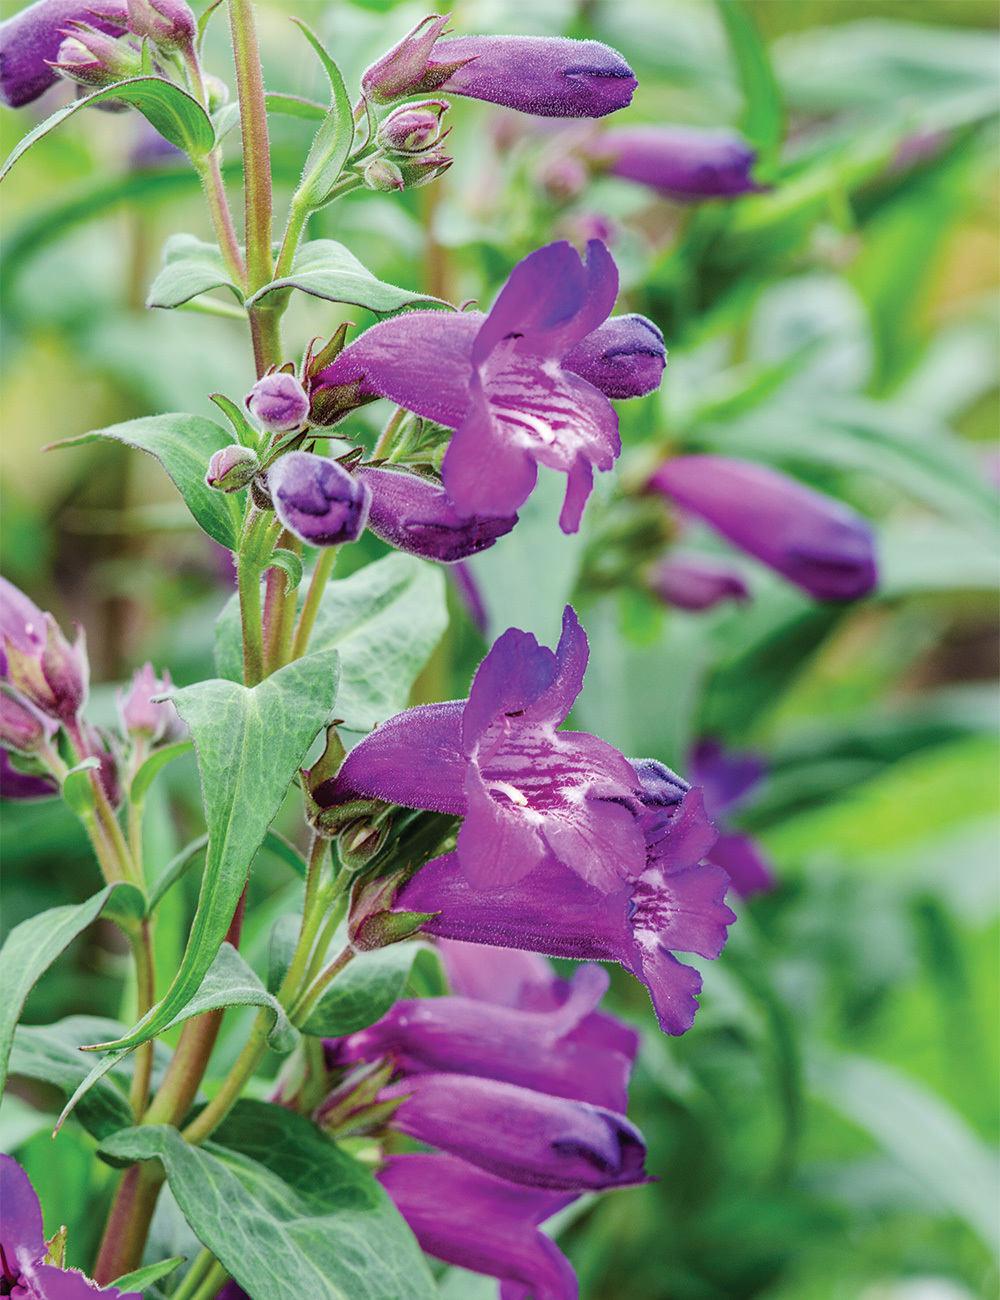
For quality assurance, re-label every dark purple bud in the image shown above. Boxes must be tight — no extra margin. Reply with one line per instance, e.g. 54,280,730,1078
378,98,449,153
50,25,139,86
245,372,310,433
118,662,182,743
0,749,58,801
563,313,666,399
361,13,455,105
0,0,127,107
2,596,88,722
205,444,259,492
125,0,193,50
358,466,517,563
0,689,57,753
648,456,878,602
647,554,750,611
268,452,372,548
590,125,762,200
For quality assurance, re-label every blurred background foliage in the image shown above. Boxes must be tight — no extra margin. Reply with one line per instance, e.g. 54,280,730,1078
1,0,997,1298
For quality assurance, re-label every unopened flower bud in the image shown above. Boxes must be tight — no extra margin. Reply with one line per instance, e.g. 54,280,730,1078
268,451,372,548
588,125,762,200
1,750,58,801
245,373,310,433
358,466,517,563
563,313,666,400
394,150,452,189
338,815,389,872
0,689,56,754
206,444,259,492
646,554,750,612
361,13,456,105
118,662,183,744
362,156,405,192
50,26,139,86
0,0,128,108
2,605,88,723
125,0,194,50
203,72,228,112
378,99,448,153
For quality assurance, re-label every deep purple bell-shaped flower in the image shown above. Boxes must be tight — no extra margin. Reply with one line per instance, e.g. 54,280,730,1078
0,0,128,107
591,125,762,200
358,465,517,562
562,313,666,399
268,452,371,548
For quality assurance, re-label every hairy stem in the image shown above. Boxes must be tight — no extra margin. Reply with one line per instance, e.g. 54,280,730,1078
274,195,310,281
128,920,156,1120
92,1161,165,1286
373,405,409,459
290,943,355,1025
181,1007,272,1146
275,836,331,1005
262,531,301,675
237,555,264,687
193,152,248,290
170,1249,217,1300
289,547,338,661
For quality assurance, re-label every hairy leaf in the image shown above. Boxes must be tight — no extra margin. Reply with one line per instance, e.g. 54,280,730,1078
246,240,447,313
146,233,244,310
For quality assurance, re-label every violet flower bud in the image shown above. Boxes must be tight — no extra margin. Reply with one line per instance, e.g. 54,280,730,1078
647,554,750,611
590,125,762,200
245,373,310,433
562,313,666,399
1,577,88,721
378,99,449,153
268,452,372,548
205,444,259,493
50,25,139,86
0,0,127,107
117,662,182,744
0,749,58,801
125,0,193,50
361,13,455,104
648,455,878,602
0,689,57,754
357,466,517,563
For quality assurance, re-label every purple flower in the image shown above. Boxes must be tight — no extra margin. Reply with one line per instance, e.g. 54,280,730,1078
648,455,878,602
316,240,635,533
590,125,761,200
396,778,736,1035
377,98,449,153
647,553,750,611
689,738,774,897
245,372,310,433
124,0,194,52
0,0,127,107
316,606,647,894
117,661,183,744
268,452,372,548
0,749,58,800
358,465,517,563
0,577,88,721
0,689,57,753
50,27,139,89
0,1155,141,1298
379,1153,577,1300
561,312,666,400
362,15,635,119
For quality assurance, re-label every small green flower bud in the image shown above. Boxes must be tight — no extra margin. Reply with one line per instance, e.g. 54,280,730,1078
362,157,405,193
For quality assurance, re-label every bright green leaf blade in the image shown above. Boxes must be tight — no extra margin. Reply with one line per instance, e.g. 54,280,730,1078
146,233,245,309
146,833,209,915
130,740,195,805
111,1257,186,1292
246,239,448,313
303,942,422,1037
269,548,304,593
209,392,259,449
89,651,340,1055
715,0,784,168
47,413,244,549
100,1101,437,1300
267,92,327,121
61,757,100,816
291,20,355,209
1,77,214,180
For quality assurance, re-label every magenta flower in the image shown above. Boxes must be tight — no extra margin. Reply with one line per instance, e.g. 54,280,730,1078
0,1155,140,1298
315,241,649,533
315,606,647,894
689,737,774,897
648,455,878,602
0,749,58,801
0,0,127,107
647,553,750,611
0,577,88,721
589,125,761,200
268,451,372,548
117,661,183,744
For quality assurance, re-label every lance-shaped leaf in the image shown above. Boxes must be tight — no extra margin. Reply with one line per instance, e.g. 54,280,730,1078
99,1101,437,1300
147,233,245,310
291,20,354,210
0,883,144,1094
130,739,195,804
245,239,447,313
1,78,215,181
111,1259,185,1294
47,413,243,549
85,651,340,1057
715,0,784,172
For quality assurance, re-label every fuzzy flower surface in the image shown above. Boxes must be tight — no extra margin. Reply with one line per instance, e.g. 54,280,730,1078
0,0,127,106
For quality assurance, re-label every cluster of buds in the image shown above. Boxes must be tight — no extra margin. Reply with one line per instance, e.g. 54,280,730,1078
362,99,452,193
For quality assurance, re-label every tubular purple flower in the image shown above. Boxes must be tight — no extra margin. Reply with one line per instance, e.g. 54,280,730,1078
268,452,372,548
0,0,127,107
648,456,878,602
1,577,88,721
590,125,762,200
562,313,666,400
117,661,183,744
647,554,750,611
0,749,58,801
378,1153,578,1300
689,738,774,897
358,465,517,563
245,372,310,433
315,606,647,894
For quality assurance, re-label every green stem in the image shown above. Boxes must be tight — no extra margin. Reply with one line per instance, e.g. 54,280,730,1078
128,920,156,1120
181,1007,272,1146
374,405,408,458
301,891,347,990
275,836,331,1005
91,1161,165,1285
290,943,355,1026
237,556,264,687
274,195,310,280
289,546,337,661
262,531,301,675
188,1260,231,1300
170,1249,217,1300
193,152,248,291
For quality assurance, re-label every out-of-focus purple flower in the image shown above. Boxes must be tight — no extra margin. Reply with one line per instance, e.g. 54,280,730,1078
0,749,58,801
268,452,372,548
0,689,57,753
362,15,635,119
117,662,183,744
379,1153,577,1300
589,125,761,200
648,456,878,602
647,553,750,611
689,737,774,897
358,465,517,563
397,778,736,1035
0,0,127,107
205,444,259,493
125,0,193,51
317,241,627,533
562,313,666,400
0,1155,141,1298
0,577,88,721
245,372,310,433
315,606,646,894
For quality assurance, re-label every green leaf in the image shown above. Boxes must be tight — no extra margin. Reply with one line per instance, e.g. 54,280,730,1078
215,554,446,731
47,413,244,549
61,757,100,816
146,233,244,310
269,548,304,594
99,1101,437,1300
261,829,308,879
267,92,328,121
303,941,422,1038
130,740,195,805
291,20,355,209
210,392,259,449
0,885,141,1095
715,0,784,169
88,651,340,1056
146,833,209,915
246,239,448,313
111,1257,185,1292
0,78,215,181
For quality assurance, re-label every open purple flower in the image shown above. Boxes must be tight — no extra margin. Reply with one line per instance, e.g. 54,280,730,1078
358,465,517,562
315,241,652,533
648,455,878,602
0,0,127,107
315,606,646,893
588,125,761,200
0,1155,140,1298
689,737,774,897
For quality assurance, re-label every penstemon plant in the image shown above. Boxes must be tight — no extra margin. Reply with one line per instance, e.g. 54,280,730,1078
0,2,894,1299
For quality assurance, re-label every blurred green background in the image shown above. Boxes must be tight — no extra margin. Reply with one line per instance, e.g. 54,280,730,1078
1,1,997,1297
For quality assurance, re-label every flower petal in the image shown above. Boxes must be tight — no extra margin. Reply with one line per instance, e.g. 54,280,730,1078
707,830,776,898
